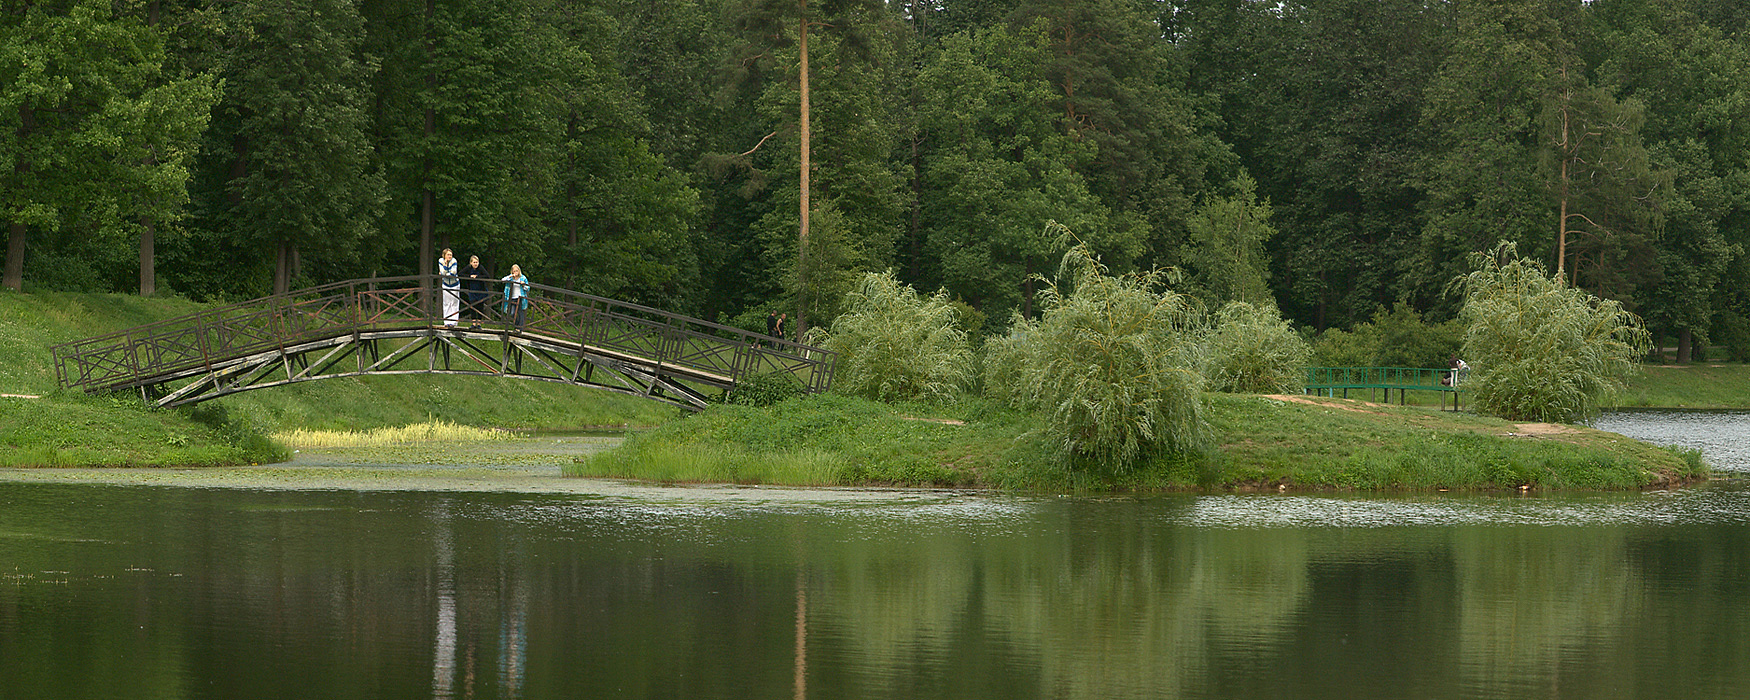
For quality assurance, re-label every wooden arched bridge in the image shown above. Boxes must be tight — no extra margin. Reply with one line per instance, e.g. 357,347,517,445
50,276,835,411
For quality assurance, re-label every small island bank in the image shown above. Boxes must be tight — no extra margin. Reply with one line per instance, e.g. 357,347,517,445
0,292,1717,491
566,391,1708,492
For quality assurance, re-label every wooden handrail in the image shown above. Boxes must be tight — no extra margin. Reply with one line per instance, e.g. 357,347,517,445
50,276,835,398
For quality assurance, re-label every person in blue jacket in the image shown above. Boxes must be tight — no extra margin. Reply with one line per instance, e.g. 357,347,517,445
501,264,530,328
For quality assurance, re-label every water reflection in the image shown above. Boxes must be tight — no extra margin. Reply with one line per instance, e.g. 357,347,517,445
431,502,460,700
3,484,1750,699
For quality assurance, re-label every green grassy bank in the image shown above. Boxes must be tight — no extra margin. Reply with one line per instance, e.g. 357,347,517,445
0,291,677,467
1299,362,1750,411
569,392,1708,492
1615,363,1750,409
0,289,1728,485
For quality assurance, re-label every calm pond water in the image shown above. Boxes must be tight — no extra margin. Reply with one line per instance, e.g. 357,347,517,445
3,422,1750,700
1595,409,1750,472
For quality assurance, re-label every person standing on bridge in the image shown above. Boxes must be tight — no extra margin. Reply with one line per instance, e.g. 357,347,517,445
462,255,488,328
502,264,530,328
438,249,461,327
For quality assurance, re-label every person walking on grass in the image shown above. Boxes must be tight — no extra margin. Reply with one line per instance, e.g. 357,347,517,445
502,264,530,329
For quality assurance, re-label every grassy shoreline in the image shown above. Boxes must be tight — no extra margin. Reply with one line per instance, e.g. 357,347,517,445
0,291,1731,490
567,392,1710,492
1615,363,1750,409
0,291,676,468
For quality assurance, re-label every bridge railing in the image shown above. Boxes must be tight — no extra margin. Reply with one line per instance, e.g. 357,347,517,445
52,276,835,395
1303,366,1467,408
1304,366,1461,392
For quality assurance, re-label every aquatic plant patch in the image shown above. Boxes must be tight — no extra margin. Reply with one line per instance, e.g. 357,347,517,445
275,420,516,448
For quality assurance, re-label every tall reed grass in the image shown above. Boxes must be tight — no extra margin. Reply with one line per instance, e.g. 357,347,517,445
275,420,514,448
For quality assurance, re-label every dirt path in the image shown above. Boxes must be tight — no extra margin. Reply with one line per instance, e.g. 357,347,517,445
1261,394,1388,414
1504,422,1578,436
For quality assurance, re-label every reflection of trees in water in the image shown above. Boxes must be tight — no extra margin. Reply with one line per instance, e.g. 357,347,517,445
173,497,1667,698
804,505,1313,699
1449,528,1640,698
13,487,1750,699
497,541,529,698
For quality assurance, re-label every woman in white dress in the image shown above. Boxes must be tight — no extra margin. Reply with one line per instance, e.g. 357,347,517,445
438,248,461,327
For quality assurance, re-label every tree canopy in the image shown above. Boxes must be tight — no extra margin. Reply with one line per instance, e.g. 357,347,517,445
2,0,1746,360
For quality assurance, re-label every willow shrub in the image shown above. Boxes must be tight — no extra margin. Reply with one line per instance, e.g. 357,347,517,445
1311,303,1462,368
823,271,973,403
1203,301,1311,394
1457,244,1651,423
987,239,1207,472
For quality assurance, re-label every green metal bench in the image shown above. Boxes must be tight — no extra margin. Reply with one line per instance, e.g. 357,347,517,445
1304,366,1468,411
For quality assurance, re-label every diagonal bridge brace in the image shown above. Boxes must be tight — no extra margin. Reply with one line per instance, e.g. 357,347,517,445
137,328,715,411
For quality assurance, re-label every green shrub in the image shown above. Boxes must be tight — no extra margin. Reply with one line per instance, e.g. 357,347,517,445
994,227,1208,472
1369,302,1463,368
1310,302,1461,369
822,271,973,403
1310,326,1376,367
722,370,808,407
1202,301,1311,394
1456,243,1651,422
978,316,1033,407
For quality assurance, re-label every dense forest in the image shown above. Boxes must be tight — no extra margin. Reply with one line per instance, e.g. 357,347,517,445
5,0,1748,355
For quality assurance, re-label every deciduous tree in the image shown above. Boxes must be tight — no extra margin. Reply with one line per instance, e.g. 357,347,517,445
2,0,215,292
214,0,385,295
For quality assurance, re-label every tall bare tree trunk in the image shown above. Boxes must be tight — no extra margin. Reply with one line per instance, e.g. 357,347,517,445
274,240,291,294
796,3,811,337
566,111,580,283
420,0,436,312
140,219,156,296
139,0,162,297
1555,68,1573,278
907,4,928,281
3,221,23,292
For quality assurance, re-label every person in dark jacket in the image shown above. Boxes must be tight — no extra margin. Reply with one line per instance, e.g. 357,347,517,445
462,255,489,327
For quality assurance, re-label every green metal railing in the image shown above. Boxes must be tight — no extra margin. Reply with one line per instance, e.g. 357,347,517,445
1304,366,1468,410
